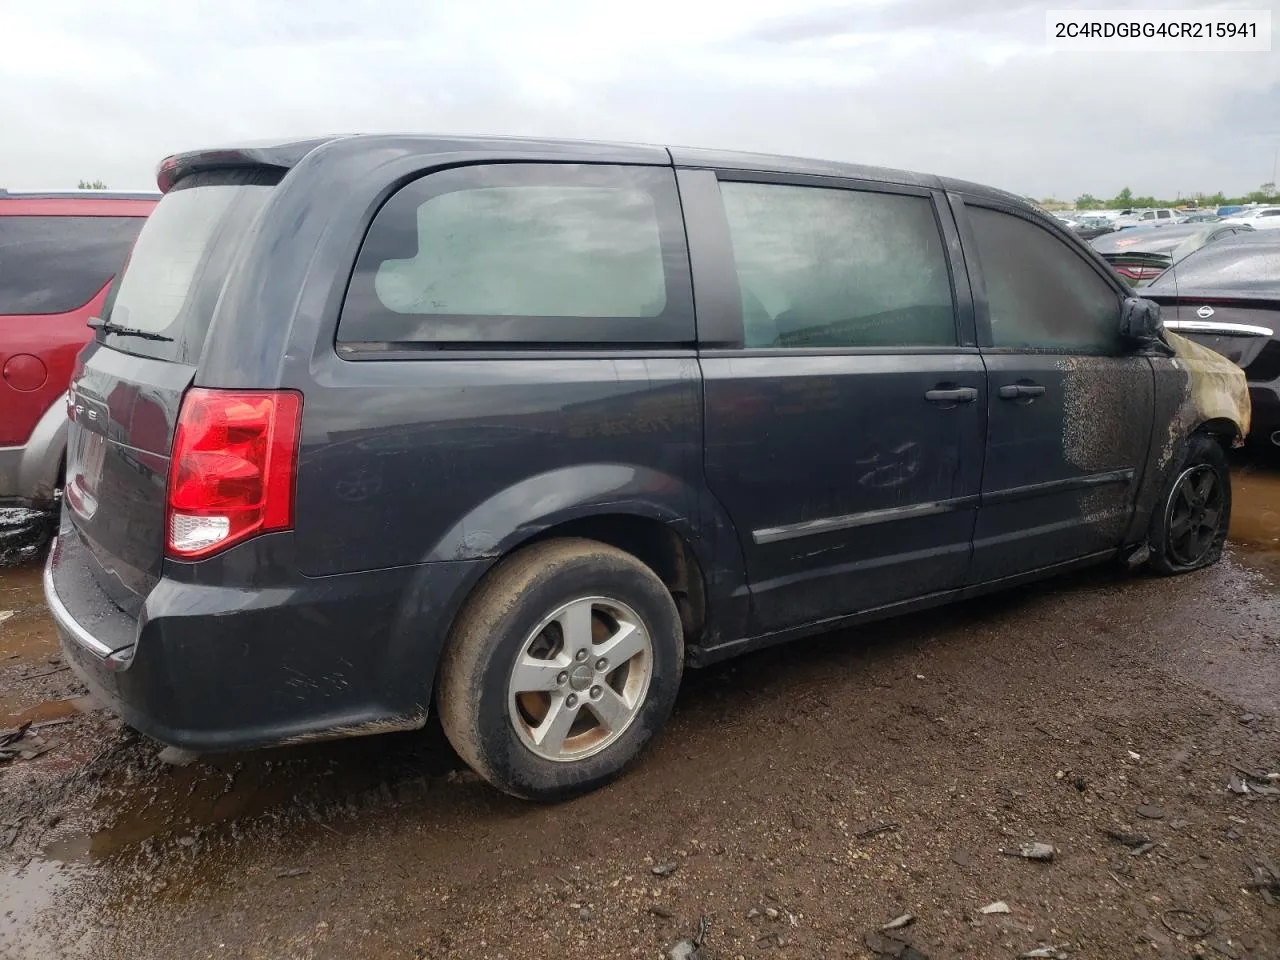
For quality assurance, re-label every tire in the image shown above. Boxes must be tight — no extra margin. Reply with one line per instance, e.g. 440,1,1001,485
437,538,684,801
1148,433,1232,576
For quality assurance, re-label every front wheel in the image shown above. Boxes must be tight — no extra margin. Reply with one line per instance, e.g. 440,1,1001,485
437,538,684,800
1148,434,1232,575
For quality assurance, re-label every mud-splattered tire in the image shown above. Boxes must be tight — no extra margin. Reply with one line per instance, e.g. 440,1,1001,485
1148,433,1232,576
437,538,684,801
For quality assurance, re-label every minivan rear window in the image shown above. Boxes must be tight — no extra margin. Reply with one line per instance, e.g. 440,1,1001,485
101,168,280,363
0,216,143,315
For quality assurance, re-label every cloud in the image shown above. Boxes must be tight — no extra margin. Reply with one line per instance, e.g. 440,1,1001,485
741,0,1051,43
0,0,1276,199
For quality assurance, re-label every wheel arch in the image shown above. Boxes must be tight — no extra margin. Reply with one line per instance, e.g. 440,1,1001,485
420,462,749,647
13,393,69,506
518,513,707,649
1193,416,1244,450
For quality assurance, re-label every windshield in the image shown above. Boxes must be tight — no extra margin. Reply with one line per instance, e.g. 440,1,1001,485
101,168,279,363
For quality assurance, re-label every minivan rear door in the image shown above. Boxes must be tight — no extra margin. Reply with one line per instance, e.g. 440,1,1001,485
679,165,985,635
64,170,280,614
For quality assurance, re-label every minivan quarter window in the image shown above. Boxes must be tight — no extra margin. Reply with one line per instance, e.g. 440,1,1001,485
967,204,1122,352
339,163,693,347
719,181,956,349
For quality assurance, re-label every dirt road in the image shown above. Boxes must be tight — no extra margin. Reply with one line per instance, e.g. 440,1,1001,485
2,454,1278,960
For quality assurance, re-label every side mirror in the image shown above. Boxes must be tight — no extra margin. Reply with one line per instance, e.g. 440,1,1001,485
1120,296,1163,344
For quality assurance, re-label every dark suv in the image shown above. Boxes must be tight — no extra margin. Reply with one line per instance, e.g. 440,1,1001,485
45,137,1249,800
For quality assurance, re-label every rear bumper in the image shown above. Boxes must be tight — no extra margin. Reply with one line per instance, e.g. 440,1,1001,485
45,526,487,751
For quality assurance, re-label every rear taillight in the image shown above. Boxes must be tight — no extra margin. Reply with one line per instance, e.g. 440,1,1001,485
1116,265,1166,282
166,389,302,559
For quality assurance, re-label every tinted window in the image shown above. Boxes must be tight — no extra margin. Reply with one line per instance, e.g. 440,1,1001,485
968,205,1121,351
340,164,691,346
720,181,955,348
0,216,143,315
102,168,280,363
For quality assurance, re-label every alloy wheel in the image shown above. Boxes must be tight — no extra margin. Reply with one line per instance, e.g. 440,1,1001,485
506,596,654,762
1165,464,1225,567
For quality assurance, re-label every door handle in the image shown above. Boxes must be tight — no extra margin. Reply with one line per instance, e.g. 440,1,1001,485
924,387,979,404
998,383,1046,400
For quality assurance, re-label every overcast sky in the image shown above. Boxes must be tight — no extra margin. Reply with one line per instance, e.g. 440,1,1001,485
2,0,1277,199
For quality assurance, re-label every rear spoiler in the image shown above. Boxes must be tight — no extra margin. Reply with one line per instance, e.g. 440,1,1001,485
1101,252,1176,266
155,137,343,192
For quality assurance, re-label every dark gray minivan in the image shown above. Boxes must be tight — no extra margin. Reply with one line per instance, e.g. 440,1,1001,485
45,136,1250,799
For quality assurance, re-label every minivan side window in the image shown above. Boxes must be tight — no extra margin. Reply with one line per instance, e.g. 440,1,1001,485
719,181,956,349
967,205,1122,352
339,164,693,347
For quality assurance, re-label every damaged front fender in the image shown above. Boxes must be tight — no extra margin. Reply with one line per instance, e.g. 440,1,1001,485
1165,331,1252,446
1123,330,1251,550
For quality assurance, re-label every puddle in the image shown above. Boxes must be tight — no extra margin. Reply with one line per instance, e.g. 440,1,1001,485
0,565,58,666
32,727,463,865
1231,457,1280,549
0,856,92,959
1229,453,1280,581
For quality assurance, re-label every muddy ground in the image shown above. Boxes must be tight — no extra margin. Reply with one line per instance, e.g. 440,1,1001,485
1,452,1278,960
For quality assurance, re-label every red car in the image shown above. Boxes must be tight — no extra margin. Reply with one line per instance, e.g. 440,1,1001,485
0,190,156,512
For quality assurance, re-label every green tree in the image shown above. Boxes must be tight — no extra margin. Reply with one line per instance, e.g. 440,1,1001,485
1074,193,1100,209
77,179,108,189
1113,186,1134,206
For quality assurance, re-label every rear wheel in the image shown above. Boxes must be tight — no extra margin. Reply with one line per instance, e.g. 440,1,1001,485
1149,434,1232,575
437,538,683,800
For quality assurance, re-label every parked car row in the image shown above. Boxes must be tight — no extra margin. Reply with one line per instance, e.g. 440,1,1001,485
1224,206,1280,230
1052,205,1280,232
